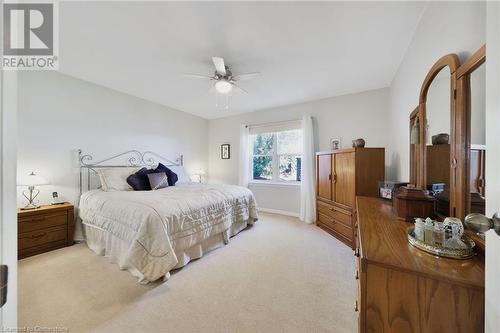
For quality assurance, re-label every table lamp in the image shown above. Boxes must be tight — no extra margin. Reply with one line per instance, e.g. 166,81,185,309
192,170,206,183
18,171,48,210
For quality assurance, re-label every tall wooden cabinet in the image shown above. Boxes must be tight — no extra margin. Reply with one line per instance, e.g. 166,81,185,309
316,148,384,248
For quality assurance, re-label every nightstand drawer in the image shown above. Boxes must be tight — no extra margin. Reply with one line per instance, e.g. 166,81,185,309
18,226,67,251
18,212,68,234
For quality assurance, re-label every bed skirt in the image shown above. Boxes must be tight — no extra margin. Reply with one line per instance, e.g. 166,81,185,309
83,218,254,284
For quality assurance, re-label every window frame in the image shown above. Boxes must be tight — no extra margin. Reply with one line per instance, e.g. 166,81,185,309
249,129,302,185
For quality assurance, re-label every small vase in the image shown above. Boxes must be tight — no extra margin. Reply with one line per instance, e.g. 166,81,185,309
352,138,365,148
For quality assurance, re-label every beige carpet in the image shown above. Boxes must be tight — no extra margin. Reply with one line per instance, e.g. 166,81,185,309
19,213,357,333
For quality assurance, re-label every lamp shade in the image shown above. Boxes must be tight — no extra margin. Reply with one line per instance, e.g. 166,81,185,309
18,171,48,186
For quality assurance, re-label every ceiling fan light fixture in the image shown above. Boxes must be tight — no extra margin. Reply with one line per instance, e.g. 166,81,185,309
215,80,233,94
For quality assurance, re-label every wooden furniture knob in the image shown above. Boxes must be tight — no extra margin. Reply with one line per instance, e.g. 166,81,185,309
31,232,46,239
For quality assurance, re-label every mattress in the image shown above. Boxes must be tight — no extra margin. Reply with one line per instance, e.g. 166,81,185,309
78,183,258,283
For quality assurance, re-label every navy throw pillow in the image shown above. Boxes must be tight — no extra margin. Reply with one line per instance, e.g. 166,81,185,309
127,167,155,191
155,163,178,186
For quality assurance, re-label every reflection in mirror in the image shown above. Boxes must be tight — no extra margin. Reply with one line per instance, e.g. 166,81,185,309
469,63,486,214
425,67,451,218
409,110,419,186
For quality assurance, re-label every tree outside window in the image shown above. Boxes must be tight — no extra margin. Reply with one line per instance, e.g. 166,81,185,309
251,129,302,183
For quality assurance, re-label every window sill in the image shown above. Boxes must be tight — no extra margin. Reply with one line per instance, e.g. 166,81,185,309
248,181,301,188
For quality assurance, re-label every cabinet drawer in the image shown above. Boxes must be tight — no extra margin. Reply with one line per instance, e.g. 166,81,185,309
18,226,67,251
317,201,353,226
318,213,353,240
18,212,67,234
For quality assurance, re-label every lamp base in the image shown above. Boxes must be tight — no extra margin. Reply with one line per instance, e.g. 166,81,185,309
21,186,41,210
20,203,41,210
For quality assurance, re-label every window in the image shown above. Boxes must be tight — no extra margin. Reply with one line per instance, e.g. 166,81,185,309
250,128,302,183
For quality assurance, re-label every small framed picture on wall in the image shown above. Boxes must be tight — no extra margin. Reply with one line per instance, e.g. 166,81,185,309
221,144,230,159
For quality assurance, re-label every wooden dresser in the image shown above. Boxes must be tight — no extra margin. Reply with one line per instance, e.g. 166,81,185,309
18,203,75,259
316,148,384,248
355,197,484,332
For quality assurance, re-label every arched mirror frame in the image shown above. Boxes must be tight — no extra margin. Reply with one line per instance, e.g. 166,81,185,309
455,45,486,219
416,54,460,217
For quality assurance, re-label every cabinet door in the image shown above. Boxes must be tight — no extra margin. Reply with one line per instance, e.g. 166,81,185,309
334,152,355,208
317,154,332,201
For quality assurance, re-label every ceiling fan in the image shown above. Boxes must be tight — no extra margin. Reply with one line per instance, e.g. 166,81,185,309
184,57,261,95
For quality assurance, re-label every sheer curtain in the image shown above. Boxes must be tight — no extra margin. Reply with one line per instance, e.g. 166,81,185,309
300,115,316,224
238,124,250,187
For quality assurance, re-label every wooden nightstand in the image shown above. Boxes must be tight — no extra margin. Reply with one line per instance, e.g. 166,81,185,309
17,203,75,259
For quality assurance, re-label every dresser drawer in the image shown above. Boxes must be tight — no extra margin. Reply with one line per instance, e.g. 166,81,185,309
18,226,68,251
18,212,68,234
318,213,353,240
317,201,353,226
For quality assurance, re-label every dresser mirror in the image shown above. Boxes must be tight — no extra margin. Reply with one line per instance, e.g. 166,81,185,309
456,45,486,216
409,45,486,222
469,64,486,214
417,54,459,218
409,107,420,186
425,66,452,218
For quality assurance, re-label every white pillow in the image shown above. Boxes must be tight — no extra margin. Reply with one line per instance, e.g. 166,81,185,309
97,167,140,191
169,166,192,184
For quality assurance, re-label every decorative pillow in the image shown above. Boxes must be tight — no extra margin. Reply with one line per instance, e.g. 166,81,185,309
127,167,155,191
155,163,178,186
97,167,140,191
168,166,192,183
147,172,169,190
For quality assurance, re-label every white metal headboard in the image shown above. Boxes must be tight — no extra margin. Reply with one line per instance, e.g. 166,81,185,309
78,149,183,195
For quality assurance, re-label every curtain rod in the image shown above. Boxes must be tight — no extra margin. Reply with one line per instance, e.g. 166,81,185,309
245,119,301,129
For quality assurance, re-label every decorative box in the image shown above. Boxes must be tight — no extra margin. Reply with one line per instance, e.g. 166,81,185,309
392,186,435,222
378,181,409,200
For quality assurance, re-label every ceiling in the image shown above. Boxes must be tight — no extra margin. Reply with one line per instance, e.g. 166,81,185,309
58,1,427,119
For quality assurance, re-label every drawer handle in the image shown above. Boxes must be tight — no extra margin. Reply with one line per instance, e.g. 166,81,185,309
354,300,359,312
329,207,336,212
354,248,360,257
355,270,359,280
28,216,46,222
31,232,47,239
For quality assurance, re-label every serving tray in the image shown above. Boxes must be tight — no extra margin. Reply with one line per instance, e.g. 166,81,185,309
407,226,475,259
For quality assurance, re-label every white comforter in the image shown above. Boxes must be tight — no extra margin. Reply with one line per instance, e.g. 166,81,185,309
79,183,258,282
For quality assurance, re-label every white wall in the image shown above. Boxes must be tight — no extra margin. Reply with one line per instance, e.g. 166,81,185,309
1,70,18,329
208,88,391,214
17,71,208,210
485,2,500,331
388,1,486,181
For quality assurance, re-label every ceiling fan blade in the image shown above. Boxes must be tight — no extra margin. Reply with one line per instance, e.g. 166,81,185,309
232,72,261,81
232,83,248,94
183,73,214,80
212,57,226,76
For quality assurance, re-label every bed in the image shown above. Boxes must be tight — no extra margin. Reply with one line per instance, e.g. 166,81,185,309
77,150,258,283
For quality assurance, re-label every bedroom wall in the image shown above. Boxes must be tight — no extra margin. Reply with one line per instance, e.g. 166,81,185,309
388,1,486,181
17,71,208,209
207,88,391,215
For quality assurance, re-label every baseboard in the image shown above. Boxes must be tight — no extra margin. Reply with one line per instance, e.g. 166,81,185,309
258,208,300,218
